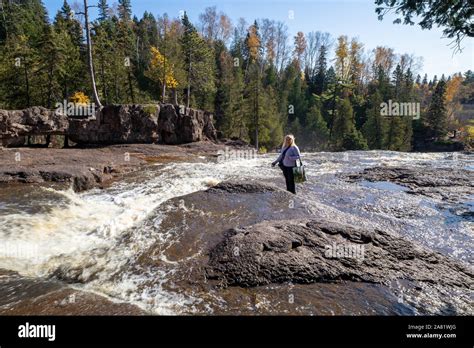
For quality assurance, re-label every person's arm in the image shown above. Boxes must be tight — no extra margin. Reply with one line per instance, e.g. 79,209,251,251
272,147,285,166
287,146,301,161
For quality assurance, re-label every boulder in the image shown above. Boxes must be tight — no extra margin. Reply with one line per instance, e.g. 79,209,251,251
158,104,217,144
0,104,217,146
341,166,474,202
206,218,473,288
0,107,68,146
68,104,160,144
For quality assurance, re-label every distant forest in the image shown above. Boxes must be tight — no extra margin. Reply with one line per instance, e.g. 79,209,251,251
0,0,473,151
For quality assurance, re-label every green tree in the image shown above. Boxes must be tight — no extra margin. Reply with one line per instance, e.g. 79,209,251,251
425,79,448,140
362,90,387,149
313,45,327,95
305,102,329,150
118,0,132,21
331,97,366,150
98,0,109,22
181,12,215,108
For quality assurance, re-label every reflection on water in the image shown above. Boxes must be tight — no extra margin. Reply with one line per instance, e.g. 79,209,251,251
0,151,472,315
360,180,410,192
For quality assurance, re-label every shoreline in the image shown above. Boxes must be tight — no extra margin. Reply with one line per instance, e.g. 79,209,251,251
0,141,246,192
1,143,471,193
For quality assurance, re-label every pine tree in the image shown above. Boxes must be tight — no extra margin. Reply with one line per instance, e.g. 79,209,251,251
0,34,37,108
313,45,327,95
118,0,132,21
362,90,386,149
305,102,329,149
98,0,109,22
422,73,428,85
287,62,308,126
181,12,216,109
425,79,448,140
54,1,83,48
0,0,51,108
415,74,421,85
392,64,403,98
385,116,405,150
331,97,367,150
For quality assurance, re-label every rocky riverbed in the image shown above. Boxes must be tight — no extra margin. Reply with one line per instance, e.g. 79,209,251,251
0,141,232,192
0,150,472,315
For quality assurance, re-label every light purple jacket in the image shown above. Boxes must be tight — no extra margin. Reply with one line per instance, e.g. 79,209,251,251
273,145,301,168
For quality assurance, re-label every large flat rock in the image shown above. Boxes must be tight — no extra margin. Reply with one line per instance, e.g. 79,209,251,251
206,218,473,289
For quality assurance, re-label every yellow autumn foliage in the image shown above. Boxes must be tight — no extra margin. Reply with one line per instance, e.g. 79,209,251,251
147,46,178,89
247,25,260,61
69,92,90,105
445,74,463,103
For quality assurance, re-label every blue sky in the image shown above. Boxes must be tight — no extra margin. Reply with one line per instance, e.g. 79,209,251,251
43,0,473,78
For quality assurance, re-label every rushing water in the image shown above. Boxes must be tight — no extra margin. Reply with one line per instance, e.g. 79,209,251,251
0,151,473,315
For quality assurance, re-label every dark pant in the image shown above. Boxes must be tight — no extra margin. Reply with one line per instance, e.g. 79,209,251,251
282,166,296,194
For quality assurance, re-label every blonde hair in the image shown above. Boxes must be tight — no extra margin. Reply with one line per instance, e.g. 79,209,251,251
283,134,295,148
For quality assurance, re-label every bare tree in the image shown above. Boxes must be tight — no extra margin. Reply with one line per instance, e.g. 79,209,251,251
199,6,218,40
397,53,423,75
260,19,276,66
199,6,233,43
304,31,332,79
274,21,290,73
372,46,396,77
82,0,102,108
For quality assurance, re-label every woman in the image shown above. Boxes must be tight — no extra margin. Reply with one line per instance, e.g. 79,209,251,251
271,134,301,194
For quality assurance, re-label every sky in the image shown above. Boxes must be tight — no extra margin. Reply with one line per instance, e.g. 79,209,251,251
43,0,473,78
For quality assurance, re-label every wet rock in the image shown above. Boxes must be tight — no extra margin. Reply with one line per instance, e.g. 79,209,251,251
0,169,43,184
342,166,474,202
0,143,242,192
208,181,279,194
207,218,473,288
0,164,105,192
0,269,147,315
72,172,101,192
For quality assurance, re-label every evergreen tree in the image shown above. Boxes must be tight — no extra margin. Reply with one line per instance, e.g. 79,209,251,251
392,64,403,98
422,73,428,85
98,0,109,22
313,45,327,95
425,79,448,140
415,74,421,85
330,97,368,150
362,90,386,149
54,1,83,48
118,0,132,21
305,102,329,149
181,11,216,109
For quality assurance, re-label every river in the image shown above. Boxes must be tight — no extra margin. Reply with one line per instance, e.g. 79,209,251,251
0,151,472,315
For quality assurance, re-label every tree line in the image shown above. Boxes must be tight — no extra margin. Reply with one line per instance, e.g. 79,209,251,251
0,0,472,151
